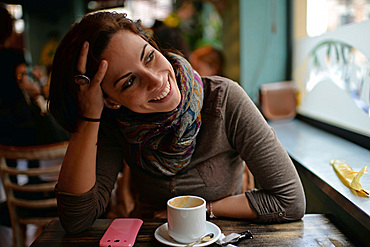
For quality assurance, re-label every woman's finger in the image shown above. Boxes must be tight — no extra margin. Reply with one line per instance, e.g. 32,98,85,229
91,60,108,86
76,41,89,74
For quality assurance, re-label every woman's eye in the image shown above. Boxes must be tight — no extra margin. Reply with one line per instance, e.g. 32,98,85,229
122,76,135,90
145,50,155,64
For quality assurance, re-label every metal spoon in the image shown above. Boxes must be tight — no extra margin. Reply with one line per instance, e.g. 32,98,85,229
186,232,214,247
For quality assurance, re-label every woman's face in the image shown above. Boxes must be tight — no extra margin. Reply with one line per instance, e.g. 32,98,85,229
100,30,181,113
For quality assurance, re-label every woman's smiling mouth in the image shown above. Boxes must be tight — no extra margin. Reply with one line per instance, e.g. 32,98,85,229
151,80,171,101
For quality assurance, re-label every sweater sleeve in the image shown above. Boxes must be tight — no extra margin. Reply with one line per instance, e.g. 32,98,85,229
224,79,305,222
55,121,124,233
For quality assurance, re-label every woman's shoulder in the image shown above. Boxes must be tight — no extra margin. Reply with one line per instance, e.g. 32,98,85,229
201,76,247,114
202,76,245,95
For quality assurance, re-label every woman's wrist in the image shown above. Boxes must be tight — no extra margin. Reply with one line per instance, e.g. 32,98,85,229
74,115,101,132
209,201,217,218
207,201,217,219
77,115,101,122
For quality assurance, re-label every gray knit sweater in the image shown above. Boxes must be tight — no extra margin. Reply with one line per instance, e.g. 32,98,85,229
55,76,306,233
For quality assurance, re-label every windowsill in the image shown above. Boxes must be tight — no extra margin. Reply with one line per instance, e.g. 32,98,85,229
269,118,370,243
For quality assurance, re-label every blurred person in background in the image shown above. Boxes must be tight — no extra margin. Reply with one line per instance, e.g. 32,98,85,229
0,4,41,146
189,44,224,76
0,4,69,147
0,4,69,232
40,30,59,75
151,19,191,60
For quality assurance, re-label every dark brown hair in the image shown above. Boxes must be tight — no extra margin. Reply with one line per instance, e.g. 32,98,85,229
49,12,163,132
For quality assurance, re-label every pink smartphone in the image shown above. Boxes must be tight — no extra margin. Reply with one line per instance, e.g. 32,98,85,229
99,218,143,247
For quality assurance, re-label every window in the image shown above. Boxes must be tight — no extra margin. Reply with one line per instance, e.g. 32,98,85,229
307,0,370,37
293,0,370,148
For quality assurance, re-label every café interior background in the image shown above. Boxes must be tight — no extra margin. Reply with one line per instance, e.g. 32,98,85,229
2,0,370,139
1,0,370,246
2,0,370,207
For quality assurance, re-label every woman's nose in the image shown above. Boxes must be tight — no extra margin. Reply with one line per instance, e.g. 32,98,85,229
144,71,162,91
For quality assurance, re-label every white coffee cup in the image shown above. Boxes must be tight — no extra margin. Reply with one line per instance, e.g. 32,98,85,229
167,195,206,243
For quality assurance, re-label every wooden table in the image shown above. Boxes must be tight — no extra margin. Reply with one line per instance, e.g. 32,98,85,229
30,214,359,246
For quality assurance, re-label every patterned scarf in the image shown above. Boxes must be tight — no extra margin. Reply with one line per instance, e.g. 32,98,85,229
117,53,203,176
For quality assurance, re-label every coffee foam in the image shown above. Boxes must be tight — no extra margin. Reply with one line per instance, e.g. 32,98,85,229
169,196,203,208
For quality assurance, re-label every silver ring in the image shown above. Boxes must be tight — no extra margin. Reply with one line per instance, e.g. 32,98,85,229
74,74,90,85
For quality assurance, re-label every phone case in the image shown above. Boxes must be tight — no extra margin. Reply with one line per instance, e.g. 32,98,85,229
99,218,143,247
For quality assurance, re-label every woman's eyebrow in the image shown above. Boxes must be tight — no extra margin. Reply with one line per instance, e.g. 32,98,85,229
114,72,132,86
140,44,148,61
113,44,147,87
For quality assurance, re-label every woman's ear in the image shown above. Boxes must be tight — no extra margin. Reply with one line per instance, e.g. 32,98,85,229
103,97,121,109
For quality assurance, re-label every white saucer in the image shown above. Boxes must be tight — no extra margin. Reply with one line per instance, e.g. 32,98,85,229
154,221,221,247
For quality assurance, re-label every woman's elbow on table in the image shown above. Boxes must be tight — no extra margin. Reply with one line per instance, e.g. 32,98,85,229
284,196,306,222
55,188,101,233
245,188,306,223
279,186,306,222
57,201,101,234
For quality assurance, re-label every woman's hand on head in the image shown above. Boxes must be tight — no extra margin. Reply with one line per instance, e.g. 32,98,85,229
76,41,108,119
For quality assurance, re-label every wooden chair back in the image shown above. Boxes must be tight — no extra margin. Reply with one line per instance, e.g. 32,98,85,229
0,141,68,247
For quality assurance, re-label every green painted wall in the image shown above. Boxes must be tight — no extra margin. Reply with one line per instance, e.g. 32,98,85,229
240,0,290,102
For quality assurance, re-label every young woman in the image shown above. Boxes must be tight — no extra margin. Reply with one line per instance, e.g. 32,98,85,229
49,11,305,233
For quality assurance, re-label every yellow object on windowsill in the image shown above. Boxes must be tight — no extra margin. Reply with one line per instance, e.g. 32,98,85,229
331,160,369,197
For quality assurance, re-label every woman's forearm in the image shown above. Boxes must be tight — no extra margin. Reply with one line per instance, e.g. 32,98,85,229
57,120,100,193
210,194,258,219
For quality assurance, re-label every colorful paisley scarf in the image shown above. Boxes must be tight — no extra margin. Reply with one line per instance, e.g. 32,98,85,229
117,53,203,176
